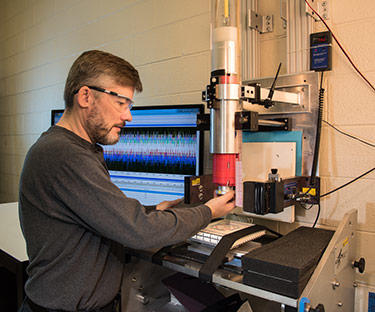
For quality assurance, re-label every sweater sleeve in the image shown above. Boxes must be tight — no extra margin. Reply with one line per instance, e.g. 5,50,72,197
34,145,212,249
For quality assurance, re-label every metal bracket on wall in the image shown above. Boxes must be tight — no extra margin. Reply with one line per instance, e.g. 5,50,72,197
248,10,273,34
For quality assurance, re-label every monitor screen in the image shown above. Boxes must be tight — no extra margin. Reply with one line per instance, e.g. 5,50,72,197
52,105,204,205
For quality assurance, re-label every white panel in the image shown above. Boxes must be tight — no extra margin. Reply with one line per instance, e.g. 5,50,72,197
242,142,296,181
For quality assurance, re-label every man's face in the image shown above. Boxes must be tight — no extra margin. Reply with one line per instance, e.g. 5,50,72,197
86,83,134,145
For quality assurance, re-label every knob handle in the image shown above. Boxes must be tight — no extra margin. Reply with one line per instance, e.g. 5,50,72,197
353,258,366,273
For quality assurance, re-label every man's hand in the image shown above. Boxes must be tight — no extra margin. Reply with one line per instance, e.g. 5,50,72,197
156,198,183,210
205,191,236,219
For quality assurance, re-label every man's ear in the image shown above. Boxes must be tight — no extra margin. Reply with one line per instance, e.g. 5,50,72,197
76,86,93,109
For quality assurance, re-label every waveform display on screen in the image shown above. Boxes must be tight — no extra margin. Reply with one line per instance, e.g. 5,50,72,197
103,128,198,175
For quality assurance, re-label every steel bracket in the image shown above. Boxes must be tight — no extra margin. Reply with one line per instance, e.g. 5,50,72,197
248,10,273,34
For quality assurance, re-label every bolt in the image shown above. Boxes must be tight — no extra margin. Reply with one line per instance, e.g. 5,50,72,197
338,302,343,307
353,282,358,287
132,277,137,282
266,15,271,20
332,280,340,289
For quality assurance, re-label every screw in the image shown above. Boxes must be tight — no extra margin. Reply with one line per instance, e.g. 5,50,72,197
332,280,340,289
338,302,343,307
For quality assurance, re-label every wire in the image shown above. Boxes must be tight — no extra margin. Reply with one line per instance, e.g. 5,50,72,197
323,120,375,148
304,0,375,93
320,167,375,198
310,72,325,184
312,203,320,228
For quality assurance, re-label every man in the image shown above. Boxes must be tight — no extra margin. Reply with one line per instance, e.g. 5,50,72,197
18,50,235,312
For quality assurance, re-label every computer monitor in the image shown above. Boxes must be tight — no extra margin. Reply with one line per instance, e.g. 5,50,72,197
51,105,204,205
103,104,204,205
51,109,64,126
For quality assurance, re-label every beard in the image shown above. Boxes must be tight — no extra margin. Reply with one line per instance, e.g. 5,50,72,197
86,104,121,145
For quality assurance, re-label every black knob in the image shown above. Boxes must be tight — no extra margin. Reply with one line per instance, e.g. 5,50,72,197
353,258,366,273
271,168,278,174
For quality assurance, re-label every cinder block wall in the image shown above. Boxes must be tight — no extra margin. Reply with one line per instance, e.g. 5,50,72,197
0,0,374,308
320,0,375,302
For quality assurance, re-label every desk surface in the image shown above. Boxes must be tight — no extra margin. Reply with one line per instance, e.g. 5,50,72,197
0,202,28,262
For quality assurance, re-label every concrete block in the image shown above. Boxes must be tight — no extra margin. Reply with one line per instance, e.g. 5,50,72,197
2,33,25,59
5,75,18,96
100,38,135,66
178,91,203,105
154,0,209,28
180,13,210,56
32,0,55,26
23,111,50,135
260,37,287,77
328,72,375,125
0,116,12,135
137,52,209,98
134,94,180,107
320,176,375,233
0,78,5,97
133,23,182,65
2,0,27,22
0,95,12,116
319,125,375,178
54,0,82,13
332,20,375,74
332,0,375,25
97,0,140,16
2,55,18,79
0,9,33,42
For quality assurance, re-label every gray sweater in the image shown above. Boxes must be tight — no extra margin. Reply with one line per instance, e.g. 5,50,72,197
19,126,211,311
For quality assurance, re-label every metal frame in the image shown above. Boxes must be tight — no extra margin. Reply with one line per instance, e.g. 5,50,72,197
243,71,319,177
154,210,358,311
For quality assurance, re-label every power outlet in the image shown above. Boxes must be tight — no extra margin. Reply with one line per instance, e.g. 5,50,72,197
318,0,330,20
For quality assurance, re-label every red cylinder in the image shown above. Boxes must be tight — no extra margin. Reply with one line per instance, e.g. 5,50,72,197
212,154,237,186
219,75,239,84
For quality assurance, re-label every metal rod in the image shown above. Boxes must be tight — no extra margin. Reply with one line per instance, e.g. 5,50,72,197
258,119,286,127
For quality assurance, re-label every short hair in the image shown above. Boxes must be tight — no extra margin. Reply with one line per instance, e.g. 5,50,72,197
64,50,142,110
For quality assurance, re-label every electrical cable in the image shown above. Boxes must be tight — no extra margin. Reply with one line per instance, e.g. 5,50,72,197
312,203,320,228
310,72,325,185
304,0,375,93
320,167,375,198
322,120,375,148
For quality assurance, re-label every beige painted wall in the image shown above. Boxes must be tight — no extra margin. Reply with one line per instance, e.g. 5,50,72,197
0,0,374,306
